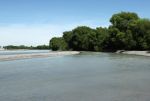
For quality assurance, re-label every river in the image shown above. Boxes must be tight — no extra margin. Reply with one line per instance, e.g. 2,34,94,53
0,51,150,101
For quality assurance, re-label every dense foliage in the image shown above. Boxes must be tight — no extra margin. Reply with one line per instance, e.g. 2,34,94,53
4,45,50,50
50,12,150,51
34,45,50,50
49,37,68,51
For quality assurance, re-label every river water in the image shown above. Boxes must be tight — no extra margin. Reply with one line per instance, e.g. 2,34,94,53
0,51,150,101
0,50,50,55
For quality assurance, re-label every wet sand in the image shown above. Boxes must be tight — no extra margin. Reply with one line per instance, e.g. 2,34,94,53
0,51,80,61
117,50,150,57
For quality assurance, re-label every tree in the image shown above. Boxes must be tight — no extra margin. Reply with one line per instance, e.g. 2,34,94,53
35,45,50,50
49,37,68,51
95,27,109,51
49,12,150,51
3,45,30,49
106,27,136,51
70,26,97,51
130,19,150,50
107,12,140,50
110,12,139,32
63,31,73,49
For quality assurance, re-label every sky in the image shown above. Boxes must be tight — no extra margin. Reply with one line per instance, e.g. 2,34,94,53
0,0,150,46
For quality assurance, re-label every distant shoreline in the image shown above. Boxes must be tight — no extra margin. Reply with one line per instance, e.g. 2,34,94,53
0,49,50,51
116,50,150,57
0,51,80,61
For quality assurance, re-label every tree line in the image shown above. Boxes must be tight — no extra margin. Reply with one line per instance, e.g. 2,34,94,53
3,45,49,50
50,12,150,52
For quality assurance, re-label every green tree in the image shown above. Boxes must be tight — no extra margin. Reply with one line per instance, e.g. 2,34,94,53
110,12,139,32
107,12,140,50
70,26,97,51
49,12,150,51
104,27,136,51
130,19,150,50
95,27,109,51
63,31,73,50
35,45,50,50
49,37,68,51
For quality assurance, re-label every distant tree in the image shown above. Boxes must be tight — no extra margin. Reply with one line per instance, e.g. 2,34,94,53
3,45,50,50
4,45,29,49
35,45,50,50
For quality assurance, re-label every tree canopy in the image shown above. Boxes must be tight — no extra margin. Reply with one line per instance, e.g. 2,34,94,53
4,45,50,50
49,37,68,51
50,12,150,51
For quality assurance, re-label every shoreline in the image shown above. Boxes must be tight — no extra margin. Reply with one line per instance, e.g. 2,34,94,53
1,50,150,61
0,51,80,61
116,50,150,57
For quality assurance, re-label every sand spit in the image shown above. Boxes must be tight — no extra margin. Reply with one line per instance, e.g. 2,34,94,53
116,50,150,57
0,51,80,61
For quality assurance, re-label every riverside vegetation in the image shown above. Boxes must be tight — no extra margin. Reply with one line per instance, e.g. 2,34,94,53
50,12,150,52
3,45,49,50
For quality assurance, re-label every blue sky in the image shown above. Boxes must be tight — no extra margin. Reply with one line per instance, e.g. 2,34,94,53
0,0,150,46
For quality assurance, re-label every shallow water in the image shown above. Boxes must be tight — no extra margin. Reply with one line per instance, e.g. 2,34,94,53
0,50,50,55
0,52,150,101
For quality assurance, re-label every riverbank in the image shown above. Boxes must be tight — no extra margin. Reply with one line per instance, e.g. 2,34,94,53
0,51,80,61
116,50,150,57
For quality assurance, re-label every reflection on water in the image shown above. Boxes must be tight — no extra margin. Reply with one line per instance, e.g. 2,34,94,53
0,52,150,101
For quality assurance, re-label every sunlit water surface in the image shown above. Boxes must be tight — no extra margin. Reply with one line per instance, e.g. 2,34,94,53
0,50,50,55
0,51,150,101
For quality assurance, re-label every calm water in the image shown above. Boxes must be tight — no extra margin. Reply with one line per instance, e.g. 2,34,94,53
0,51,150,101
0,50,50,55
